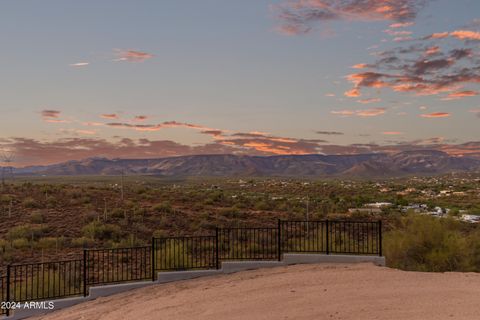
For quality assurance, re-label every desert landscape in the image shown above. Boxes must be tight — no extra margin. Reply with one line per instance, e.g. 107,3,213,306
32,263,480,320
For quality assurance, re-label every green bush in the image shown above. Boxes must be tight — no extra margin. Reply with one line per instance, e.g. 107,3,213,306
82,221,123,241
384,214,470,272
12,238,29,249
30,212,45,224
71,237,95,248
37,237,64,249
152,202,173,214
23,197,41,209
7,225,49,241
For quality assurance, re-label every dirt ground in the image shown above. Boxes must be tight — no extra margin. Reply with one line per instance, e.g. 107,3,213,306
34,263,480,320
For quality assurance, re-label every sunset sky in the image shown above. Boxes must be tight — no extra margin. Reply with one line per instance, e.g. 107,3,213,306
1,0,479,166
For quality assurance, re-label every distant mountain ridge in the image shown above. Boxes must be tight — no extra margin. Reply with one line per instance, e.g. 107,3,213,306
8,150,480,178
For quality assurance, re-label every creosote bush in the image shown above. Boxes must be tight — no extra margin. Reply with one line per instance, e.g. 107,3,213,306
384,214,479,272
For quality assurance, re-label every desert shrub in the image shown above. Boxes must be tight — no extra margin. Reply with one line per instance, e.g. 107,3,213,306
110,208,125,219
384,214,470,272
71,237,95,248
45,196,58,208
37,237,64,249
12,238,29,249
152,202,173,214
82,221,122,241
7,225,49,241
30,211,45,224
0,194,14,204
23,197,41,209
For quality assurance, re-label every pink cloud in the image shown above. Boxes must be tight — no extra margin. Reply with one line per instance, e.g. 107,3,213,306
390,22,414,28
274,0,429,35
351,63,369,69
114,50,154,62
441,90,479,100
133,115,148,122
357,98,381,104
450,30,480,41
101,114,119,119
331,108,386,117
420,112,451,118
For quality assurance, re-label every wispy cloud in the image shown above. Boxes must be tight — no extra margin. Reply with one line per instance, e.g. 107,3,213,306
316,131,344,135
105,120,214,132
420,112,451,118
69,62,89,67
114,49,154,62
100,114,120,120
274,0,429,35
331,107,386,117
390,22,414,28
382,131,403,135
41,110,61,119
41,109,70,123
441,90,478,100
357,98,381,104
345,30,480,98
133,115,148,122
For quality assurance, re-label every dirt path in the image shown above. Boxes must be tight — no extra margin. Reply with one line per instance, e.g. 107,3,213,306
34,263,480,320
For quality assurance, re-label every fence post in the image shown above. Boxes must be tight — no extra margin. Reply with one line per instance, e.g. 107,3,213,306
83,249,87,297
215,228,220,269
378,220,383,257
151,237,156,281
6,265,10,317
325,220,329,255
277,219,282,261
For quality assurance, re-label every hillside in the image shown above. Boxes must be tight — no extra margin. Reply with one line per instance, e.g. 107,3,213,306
8,150,480,178
33,263,480,320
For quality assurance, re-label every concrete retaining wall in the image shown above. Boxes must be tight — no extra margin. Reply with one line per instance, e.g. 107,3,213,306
283,254,386,267
4,254,385,320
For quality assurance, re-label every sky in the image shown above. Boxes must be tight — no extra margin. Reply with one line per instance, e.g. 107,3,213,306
0,0,479,166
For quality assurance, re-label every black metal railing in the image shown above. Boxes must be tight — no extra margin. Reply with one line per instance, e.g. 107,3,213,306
329,221,381,255
8,260,83,303
85,247,152,287
280,220,381,255
153,236,217,271
218,228,279,261
0,219,382,316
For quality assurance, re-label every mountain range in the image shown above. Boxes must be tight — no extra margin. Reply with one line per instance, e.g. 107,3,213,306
6,150,480,178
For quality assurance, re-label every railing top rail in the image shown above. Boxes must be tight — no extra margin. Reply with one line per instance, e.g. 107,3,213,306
9,259,83,267
282,220,380,223
154,235,216,240
218,227,278,230
86,246,150,252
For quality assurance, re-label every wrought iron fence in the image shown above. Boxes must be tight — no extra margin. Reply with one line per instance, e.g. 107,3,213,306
8,260,83,303
85,247,152,287
280,220,382,255
217,228,279,261
0,219,382,317
153,236,217,271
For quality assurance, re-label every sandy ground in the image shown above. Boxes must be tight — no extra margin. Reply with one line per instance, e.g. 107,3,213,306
34,263,480,320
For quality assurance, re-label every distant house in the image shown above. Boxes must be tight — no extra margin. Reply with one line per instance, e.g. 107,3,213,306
461,214,480,223
364,202,393,208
